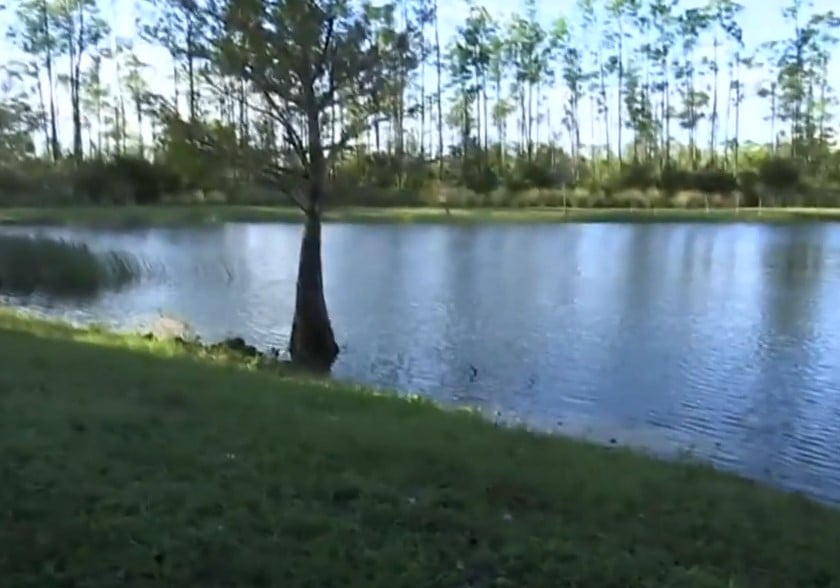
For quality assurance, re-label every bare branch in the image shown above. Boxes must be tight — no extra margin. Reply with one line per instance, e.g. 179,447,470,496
258,88,309,167
326,115,387,165
313,16,336,82
153,101,308,212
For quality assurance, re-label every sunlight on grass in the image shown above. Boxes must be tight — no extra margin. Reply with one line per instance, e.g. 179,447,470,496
2,310,840,586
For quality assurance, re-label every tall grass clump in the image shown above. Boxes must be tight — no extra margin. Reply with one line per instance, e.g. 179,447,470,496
0,235,139,298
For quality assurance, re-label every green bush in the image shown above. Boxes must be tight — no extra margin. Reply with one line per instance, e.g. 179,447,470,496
71,157,182,205
0,161,76,206
671,190,711,209
0,235,139,298
110,156,183,204
693,167,738,195
737,170,761,206
613,162,658,191
73,159,119,204
758,157,801,191
0,165,30,195
610,188,654,208
658,164,695,195
461,161,499,195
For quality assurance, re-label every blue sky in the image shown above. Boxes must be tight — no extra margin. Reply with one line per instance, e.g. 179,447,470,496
2,0,838,154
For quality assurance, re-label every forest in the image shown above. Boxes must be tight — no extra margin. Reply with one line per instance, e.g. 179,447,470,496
1,0,840,210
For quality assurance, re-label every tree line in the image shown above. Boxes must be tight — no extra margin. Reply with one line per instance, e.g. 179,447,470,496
1,0,840,211
1,0,840,364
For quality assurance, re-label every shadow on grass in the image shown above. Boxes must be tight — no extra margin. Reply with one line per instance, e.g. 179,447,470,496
2,312,840,586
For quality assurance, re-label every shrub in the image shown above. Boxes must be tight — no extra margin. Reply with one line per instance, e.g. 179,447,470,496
461,162,499,195
758,156,801,191
671,190,710,209
110,156,174,204
501,168,530,193
613,162,658,191
658,164,737,196
503,155,566,191
610,188,652,208
0,165,30,196
0,235,139,298
737,170,761,207
693,167,738,195
658,164,695,195
73,159,119,204
71,157,182,205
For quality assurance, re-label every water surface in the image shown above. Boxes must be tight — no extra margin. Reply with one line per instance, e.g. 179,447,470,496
5,221,840,502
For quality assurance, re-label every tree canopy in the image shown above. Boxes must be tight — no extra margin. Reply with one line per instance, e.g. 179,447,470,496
1,0,840,208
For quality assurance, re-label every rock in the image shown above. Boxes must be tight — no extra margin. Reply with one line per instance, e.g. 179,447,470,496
147,315,192,340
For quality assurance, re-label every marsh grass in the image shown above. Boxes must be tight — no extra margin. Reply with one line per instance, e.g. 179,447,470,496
0,234,139,297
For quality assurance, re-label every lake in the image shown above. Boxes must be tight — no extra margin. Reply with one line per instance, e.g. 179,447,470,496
5,221,840,502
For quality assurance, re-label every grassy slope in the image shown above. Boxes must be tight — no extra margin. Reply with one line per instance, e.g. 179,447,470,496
3,204,840,227
2,311,840,587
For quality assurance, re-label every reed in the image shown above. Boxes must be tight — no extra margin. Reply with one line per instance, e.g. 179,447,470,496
0,234,138,297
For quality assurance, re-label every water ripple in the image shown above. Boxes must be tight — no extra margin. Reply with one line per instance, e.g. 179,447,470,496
6,221,840,503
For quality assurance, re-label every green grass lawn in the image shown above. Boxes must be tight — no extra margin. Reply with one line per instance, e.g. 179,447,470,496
3,204,840,227
2,309,840,587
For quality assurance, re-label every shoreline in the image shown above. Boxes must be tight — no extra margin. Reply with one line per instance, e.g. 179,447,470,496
3,204,840,227
2,308,840,585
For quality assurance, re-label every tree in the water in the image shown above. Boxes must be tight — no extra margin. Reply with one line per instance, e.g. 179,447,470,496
184,0,417,368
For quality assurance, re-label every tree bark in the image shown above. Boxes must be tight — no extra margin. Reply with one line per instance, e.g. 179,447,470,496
42,0,60,162
72,2,84,161
288,206,339,370
434,0,444,177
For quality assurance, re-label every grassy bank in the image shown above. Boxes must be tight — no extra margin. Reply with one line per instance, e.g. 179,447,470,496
0,235,138,297
3,204,840,227
2,310,840,586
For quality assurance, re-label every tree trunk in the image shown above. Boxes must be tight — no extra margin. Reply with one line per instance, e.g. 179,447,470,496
770,83,777,152
734,57,741,170
289,88,340,369
187,19,197,123
419,35,426,160
482,78,488,153
288,207,339,369
709,36,719,164
434,0,444,177
601,65,610,161
42,0,60,162
136,97,144,158
616,28,624,167
34,65,49,153
72,3,84,162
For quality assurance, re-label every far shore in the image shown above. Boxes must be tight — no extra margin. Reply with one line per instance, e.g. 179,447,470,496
2,204,840,228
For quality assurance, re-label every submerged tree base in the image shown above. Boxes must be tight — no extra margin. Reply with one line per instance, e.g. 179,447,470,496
289,315,340,371
288,211,339,370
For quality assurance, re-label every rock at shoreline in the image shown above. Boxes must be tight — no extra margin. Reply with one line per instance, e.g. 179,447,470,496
147,315,192,340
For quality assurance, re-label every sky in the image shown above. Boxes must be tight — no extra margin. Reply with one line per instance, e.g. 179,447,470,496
1,0,839,155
